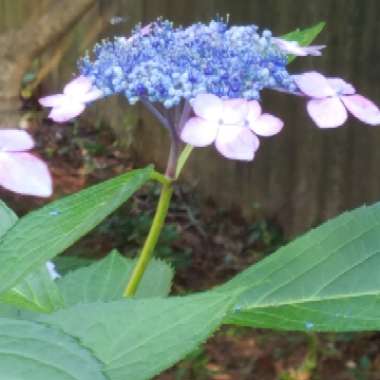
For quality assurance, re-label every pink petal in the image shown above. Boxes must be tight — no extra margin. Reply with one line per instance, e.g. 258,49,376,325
0,152,52,197
249,114,284,137
302,45,326,56
221,99,249,124
63,76,92,97
81,88,103,103
0,129,34,151
246,101,262,124
180,117,219,147
215,125,259,161
293,72,336,98
48,102,86,123
273,39,326,56
307,97,348,128
328,78,356,95
128,23,153,43
140,23,153,36
191,94,223,122
341,94,380,126
39,94,67,108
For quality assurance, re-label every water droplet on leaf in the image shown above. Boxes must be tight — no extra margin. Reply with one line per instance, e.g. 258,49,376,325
305,321,314,330
233,305,242,313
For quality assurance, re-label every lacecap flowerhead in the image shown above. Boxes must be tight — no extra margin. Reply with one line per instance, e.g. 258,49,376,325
79,19,296,108
39,18,380,163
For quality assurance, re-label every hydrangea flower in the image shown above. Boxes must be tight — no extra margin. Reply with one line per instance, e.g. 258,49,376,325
180,94,283,160
39,18,380,166
79,20,296,107
0,129,52,197
39,76,102,123
294,72,380,128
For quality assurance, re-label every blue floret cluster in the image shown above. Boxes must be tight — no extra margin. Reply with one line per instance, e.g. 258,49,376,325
79,19,297,108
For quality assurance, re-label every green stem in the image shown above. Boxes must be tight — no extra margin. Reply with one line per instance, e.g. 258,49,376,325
151,170,172,186
301,333,318,373
124,180,174,297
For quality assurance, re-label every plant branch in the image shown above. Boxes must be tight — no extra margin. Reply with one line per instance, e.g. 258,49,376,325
141,99,172,131
165,137,180,178
123,101,192,296
124,180,173,297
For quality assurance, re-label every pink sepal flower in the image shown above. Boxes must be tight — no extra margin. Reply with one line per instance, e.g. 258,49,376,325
294,72,380,128
180,94,283,161
39,76,102,123
0,129,52,197
273,38,326,56
128,23,153,42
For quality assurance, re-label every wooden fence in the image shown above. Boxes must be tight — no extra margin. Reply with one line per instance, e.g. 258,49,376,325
1,0,380,236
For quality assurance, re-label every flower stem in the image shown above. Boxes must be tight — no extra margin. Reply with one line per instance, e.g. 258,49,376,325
124,102,191,297
123,179,173,297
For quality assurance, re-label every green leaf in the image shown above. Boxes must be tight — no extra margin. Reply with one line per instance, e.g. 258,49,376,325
41,292,235,380
0,265,64,313
0,318,106,380
0,304,20,318
53,256,94,275
222,202,380,332
281,22,326,63
58,250,174,306
0,202,63,313
0,167,153,295
0,200,17,238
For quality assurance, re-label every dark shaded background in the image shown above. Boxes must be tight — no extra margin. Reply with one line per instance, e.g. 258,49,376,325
1,0,380,237
128,0,380,236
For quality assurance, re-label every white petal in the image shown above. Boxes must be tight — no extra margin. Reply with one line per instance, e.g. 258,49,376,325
81,88,103,103
0,152,52,197
273,39,325,56
246,101,262,125
191,94,223,122
328,78,356,95
307,97,348,128
215,124,259,161
341,94,380,126
48,102,86,123
39,94,67,108
63,76,92,97
293,72,336,98
180,117,219,147
0,129,34,151
249,114,284,137
221,99,248,124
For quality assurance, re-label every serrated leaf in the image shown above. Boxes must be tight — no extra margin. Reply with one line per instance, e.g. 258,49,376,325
41,292,235,380
58,250,173,306
0,167,153,295
281,21,326,63
0,200,17,238
53,256,94,275
0,265,64,313
0,318,106,380
222,202,380,332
